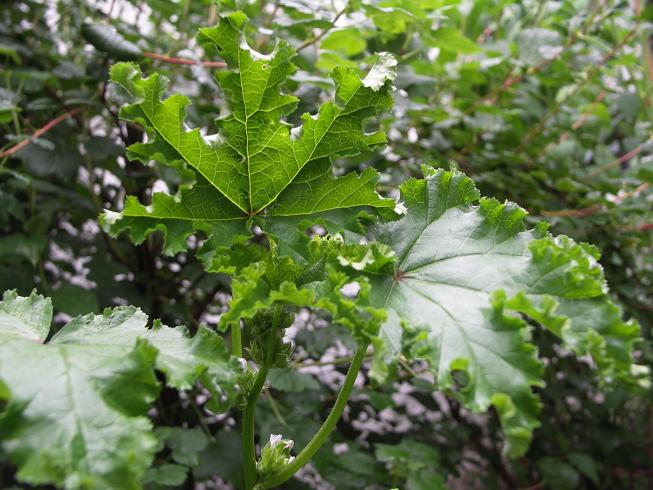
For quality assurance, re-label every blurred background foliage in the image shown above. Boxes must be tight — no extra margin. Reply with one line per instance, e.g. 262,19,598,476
1,0,652,488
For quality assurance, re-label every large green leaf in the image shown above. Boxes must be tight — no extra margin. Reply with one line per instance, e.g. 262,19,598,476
103,12,396,254
0,290,243,489
368,167,641,457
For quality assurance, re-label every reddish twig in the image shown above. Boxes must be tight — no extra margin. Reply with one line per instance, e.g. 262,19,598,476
142,52,226,68
541,204,601,218
516,27,639,154
518,482,545,490
558,89,608,143
0,107,84,159
476,25,495,44
463,56,556,117
571,90,608,130
587,134,653,178
540,182,650,218
462,1,607,120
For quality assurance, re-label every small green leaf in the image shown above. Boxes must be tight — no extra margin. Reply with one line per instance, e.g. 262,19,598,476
375,439,445,490
143,463,189,486
537,457,579,489
430,28,480,54
51,284,99,316
567,453,600,484
0,43,20,64
267,368,321,392
321,28,367,56
155,427,209,467
0,290,51,342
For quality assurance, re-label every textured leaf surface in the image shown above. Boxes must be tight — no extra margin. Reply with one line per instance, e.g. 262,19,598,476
103,12,395,253
369,167,640,457
0,291,242,489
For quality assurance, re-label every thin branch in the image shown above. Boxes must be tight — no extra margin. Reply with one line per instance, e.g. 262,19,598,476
540,182,650,218
630,223,653,232
106,0,116,18
296,4,347,52
516,26,639,153
186,270,208,293
461,2,614,124
0,107,84,159
612,182,650,203
519,482,545,490
541,204,601,218
463,55,557,117
84,152,138,274
294,353,374,368
142,52,226,68
557,89,608,145
189,394,214,440
398,355,419,378
191,283,222,324
587,134,653,178
571,89,608,131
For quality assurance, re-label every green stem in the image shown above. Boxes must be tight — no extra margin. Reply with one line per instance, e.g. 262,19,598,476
242,304,284,490
243,363,271,490
260,344,368,489
232,321,243,358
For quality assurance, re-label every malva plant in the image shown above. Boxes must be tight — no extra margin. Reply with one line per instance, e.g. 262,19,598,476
0,12,646,490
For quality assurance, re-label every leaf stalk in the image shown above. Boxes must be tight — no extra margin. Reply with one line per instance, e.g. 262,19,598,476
260,344,368,489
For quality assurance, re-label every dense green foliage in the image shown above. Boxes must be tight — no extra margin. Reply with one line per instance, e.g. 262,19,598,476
1,1,652,489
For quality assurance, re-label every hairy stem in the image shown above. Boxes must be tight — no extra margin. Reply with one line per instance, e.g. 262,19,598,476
243,363,270,490
242,304,284,490
260,344,368,489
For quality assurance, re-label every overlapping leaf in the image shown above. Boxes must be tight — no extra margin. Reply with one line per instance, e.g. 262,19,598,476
368,167,641,457
0,290,243,489
217,239,387,343
102,12,396,254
